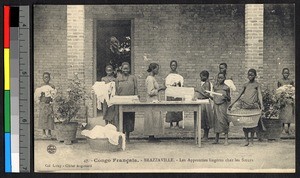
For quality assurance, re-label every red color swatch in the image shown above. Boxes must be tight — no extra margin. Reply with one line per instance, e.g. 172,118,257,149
4,6,10,48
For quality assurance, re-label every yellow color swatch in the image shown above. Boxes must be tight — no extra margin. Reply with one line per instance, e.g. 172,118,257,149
4,48,10,90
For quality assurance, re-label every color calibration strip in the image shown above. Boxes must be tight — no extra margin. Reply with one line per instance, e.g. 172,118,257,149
4,5,12,173
4,6,30,173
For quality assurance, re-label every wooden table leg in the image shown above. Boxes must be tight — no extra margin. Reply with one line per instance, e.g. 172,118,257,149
119,105,123,133
198,105,202,147
160,110,164,134
182,111,185,129
194,111,197,144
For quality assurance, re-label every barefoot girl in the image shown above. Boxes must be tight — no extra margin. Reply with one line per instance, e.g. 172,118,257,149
229,69,264,146
213,72,231,145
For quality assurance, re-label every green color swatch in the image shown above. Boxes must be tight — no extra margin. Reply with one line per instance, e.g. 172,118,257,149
4,90,11,133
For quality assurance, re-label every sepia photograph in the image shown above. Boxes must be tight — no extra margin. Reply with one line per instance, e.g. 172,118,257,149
33,4,295,173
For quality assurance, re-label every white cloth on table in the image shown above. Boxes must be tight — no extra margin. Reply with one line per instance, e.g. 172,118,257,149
92,81,116,110
110,95,140,104
81,124,126,150
165,87,194,99
165,73,184,87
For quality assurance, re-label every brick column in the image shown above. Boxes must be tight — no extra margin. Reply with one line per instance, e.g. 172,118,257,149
67,6,88,121
83,9,95,118
245,4,264,82
67,5,85,80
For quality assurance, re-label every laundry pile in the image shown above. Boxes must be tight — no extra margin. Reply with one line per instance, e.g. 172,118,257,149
81,124,126,150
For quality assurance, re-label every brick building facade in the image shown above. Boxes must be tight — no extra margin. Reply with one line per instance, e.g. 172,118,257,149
34,4,295,126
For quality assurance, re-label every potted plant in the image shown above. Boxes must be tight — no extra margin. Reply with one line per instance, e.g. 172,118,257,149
257,88,281,140
53,73,90,145
258,85,295,140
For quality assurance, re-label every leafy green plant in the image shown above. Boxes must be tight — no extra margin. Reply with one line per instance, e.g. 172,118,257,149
53,74,90,124
274,85,295,109
262,88,279,119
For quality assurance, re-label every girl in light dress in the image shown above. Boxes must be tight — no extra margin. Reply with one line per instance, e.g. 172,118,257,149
35,72,56,138
165,60,184,129
145,63,166,142
277,68,294,135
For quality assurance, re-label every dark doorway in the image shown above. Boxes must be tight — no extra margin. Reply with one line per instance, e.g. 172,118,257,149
96,20,131,81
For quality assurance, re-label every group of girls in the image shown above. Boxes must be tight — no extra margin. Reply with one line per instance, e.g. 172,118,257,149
195,65,294,146
37,61,294,145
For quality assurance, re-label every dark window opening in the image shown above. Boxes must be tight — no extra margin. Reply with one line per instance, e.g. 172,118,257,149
96,20,131,81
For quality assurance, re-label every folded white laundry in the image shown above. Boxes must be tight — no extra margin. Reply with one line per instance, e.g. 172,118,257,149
81,124,126,150
34,85,57,103
165,87,194,98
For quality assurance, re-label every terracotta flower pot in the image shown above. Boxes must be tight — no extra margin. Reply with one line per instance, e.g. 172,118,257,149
55,122,78,145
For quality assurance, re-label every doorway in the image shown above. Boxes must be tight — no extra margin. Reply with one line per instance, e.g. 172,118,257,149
95,20,132,117
96,20,132,81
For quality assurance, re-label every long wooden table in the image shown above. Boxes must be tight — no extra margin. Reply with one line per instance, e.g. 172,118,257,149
114,100,210,147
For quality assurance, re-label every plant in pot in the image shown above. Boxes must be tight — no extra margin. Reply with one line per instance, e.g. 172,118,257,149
257,88,281,140
53,73,90,145
258,85,295,140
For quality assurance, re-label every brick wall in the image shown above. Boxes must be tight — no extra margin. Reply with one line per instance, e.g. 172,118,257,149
84,4,246,119
33,4,295,132
263,4,295,91
85,5,244,110
33,5,67,127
